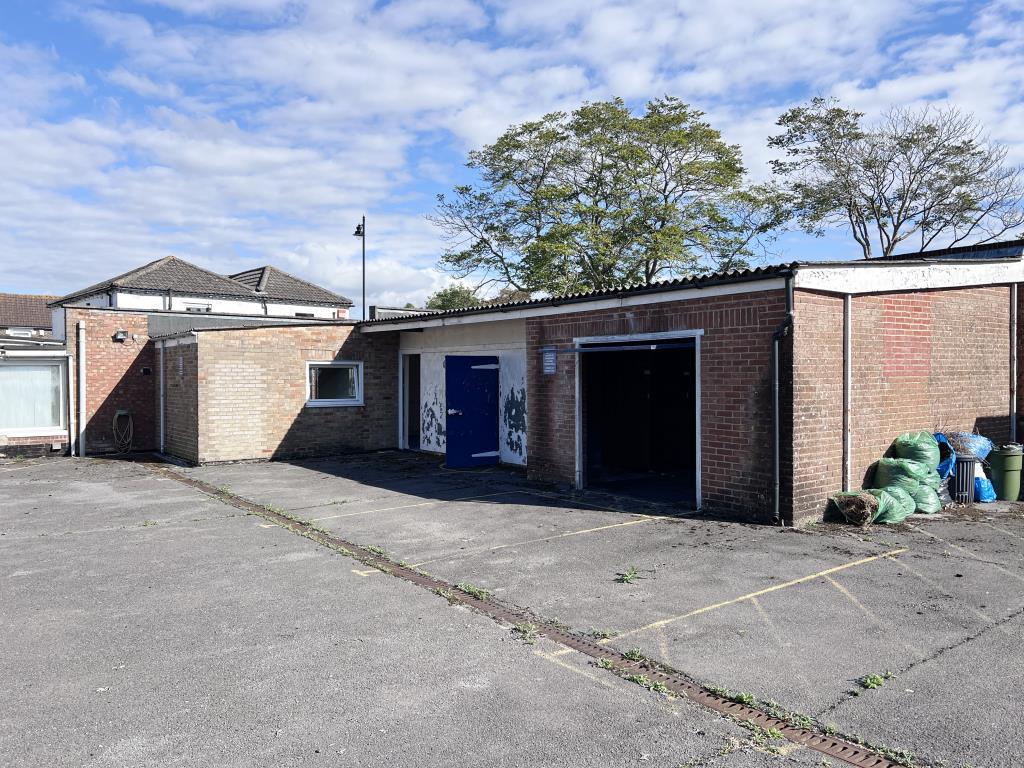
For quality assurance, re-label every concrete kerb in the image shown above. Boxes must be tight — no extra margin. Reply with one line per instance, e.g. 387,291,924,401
138,457,908,768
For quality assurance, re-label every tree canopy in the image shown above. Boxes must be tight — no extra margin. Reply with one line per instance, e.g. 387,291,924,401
769,98,1024,258
424,285,481,310
431,97,783,295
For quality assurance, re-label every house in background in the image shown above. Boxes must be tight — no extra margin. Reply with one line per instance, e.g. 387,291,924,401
0,293,69,457
0,293,60,343
0,254,353,458
50,255,352,332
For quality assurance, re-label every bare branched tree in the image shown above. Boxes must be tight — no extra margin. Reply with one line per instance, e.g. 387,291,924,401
770,98,1024,258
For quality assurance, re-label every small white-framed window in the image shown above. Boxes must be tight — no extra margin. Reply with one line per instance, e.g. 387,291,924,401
184,302,212,313
306,361,363,407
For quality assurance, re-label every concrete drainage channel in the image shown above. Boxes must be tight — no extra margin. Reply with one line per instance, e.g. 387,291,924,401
142,459,902,768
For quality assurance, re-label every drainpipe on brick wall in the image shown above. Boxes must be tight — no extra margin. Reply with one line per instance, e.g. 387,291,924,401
842,294,852,491
76,320,87,457
1012,284,1018,443
771,276,795,526
158,340,165,453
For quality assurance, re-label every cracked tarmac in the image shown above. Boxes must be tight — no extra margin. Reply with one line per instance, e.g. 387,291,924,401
3,453,1023,767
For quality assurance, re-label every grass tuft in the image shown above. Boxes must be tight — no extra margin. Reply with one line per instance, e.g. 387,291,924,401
615,566,641,584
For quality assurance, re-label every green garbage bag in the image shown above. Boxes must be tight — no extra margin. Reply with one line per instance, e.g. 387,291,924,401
892,431,940,469
873,458,932,491
868,487,915,524
920,469,941,490
909,484,942,514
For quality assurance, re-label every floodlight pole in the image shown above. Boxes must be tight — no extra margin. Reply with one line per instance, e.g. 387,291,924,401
361,215,366,321
354,215,366,320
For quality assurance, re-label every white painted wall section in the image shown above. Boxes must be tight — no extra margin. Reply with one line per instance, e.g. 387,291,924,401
400,320,528,466
794,260,1024,294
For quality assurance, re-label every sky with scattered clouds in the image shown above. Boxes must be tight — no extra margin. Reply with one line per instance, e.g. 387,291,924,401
1,0,1022,314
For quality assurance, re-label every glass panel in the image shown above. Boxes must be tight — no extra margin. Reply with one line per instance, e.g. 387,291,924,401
310,365,356,401
0,364,62,429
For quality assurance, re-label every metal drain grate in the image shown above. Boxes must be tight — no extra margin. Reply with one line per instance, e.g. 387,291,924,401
143,460,903,768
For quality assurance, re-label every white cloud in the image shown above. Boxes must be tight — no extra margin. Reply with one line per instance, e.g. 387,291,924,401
2,0,1024,301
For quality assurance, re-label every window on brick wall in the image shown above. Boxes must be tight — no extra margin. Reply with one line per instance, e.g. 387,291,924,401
0,361,66,434
306,361,363,407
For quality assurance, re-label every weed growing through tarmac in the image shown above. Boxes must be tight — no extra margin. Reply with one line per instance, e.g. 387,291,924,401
623,648,648,662
858,671,894,690
706,688,817,731
596,658,616,670
456,582,491,600
263,504,285,514
624,674,669,695
363,544,387,556
735,721,786,754
434,587,458,605
141,519,157,527
588,628,619,640
843,733,916,767
512,622,539,644
615,566,640,584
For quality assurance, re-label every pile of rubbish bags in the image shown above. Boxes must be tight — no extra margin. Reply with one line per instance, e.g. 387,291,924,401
832,430,995,526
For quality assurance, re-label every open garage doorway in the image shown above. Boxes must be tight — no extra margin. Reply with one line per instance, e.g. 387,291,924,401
578,334,699,508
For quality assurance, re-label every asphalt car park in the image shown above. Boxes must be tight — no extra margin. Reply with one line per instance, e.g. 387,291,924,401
3,453,1022,767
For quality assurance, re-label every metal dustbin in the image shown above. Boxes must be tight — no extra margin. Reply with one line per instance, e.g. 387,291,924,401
989,444,1023,501
953,455,977,504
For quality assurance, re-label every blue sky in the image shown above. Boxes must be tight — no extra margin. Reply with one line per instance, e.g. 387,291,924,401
1,1,1022,314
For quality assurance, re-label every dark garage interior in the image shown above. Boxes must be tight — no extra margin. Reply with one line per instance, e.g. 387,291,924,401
582,341,697,507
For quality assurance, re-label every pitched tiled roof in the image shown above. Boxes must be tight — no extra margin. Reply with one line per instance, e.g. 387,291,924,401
0,293,59,328
52,256,351,308
228,265,352,306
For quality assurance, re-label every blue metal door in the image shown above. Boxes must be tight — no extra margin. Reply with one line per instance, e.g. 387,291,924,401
445,355,499,468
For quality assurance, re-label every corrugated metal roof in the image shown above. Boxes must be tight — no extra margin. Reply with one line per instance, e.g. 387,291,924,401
359,263,797,326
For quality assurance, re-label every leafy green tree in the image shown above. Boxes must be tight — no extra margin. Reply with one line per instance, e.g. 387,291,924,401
769,98,1024,258
430,97,783,294
425,285,482,310
488,286,533,305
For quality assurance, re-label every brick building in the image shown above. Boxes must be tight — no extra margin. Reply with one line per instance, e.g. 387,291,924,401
47,239,1024,525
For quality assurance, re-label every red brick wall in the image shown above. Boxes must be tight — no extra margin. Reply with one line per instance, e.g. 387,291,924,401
792,285,1013,521
791,292,844,521
526,288,791,520
192,325,399,462
65,309,156,453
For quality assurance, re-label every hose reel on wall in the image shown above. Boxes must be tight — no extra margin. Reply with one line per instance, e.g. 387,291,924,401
112,409,134,454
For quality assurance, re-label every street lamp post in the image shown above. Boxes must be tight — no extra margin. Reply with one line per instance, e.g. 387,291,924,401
353,215,366,320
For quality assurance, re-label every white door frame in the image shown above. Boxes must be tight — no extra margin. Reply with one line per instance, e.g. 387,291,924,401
572,329,703,509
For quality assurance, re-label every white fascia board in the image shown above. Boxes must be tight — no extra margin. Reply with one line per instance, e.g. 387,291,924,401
794,261,1024,294
157,333,198,348
0,350,71,359
362,278,787,333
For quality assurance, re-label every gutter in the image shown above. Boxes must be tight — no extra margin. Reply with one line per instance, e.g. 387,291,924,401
1012,284,1018,443
771,276,795,526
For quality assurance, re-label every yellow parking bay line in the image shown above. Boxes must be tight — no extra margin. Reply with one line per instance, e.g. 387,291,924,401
410,516,655,568
309,491,519,522
609,548,908,642
907,525,1024,583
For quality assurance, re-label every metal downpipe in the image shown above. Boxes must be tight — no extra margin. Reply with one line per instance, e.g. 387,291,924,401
771,277,794,526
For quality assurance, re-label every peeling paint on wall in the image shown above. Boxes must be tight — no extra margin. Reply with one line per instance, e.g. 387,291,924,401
400,321,528,466
502,386,527,458
421,387,446,453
